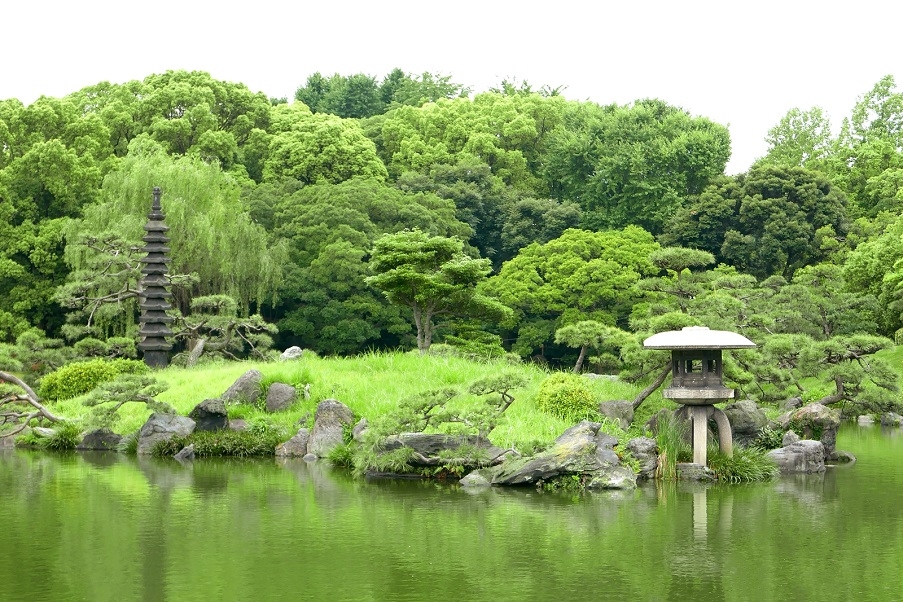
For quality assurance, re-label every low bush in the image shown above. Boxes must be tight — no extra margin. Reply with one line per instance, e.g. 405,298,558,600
327,442,356,468
753,425,785,450
151,429,287,458
39,359,149,402
535,372,597,422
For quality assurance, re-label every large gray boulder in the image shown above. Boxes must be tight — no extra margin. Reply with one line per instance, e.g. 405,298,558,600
587,466,641,489
280,346,303,361
778,403,840,459
266,383,297,412
782,397,803,411
220,369,263,405
490,421,637,489
275,428,310,457
626,437,658,480
723,399,768,446
77,428,123,451
459,471,491,488
782,430,801,446
174,444,195,461
598,400,634,430
307,399,355,457
881,412,903,427
137,413,196,455
677,463,716,481
188,398,228,432
766,440,826,473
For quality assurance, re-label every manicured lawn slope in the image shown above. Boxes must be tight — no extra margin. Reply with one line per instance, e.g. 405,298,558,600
50,351,664,448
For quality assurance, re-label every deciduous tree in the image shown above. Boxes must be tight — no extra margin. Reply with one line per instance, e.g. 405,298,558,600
366,230,510,353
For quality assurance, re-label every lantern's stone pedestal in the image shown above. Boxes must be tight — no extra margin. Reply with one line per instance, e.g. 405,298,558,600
680,404,733,465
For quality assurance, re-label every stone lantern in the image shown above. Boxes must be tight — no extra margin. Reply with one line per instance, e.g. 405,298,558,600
643,326,756,467
137,187,174,368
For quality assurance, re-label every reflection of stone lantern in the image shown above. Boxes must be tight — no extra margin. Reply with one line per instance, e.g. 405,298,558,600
643,326,756,467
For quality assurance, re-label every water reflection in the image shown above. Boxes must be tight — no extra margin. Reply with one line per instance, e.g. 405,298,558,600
1,425,902,602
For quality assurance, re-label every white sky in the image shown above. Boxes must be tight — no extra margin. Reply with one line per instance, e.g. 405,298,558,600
3,0,901,174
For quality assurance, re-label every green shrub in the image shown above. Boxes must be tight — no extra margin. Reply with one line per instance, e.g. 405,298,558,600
753,425,785,450
151,429,286,458
39,359,149,402
73,338,109,358
535,372,597,422
106,337,138,359
246,418,286,439
327,442,356,468
14,430,44,448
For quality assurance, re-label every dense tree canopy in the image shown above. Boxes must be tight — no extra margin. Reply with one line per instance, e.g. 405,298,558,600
270,177,471,353
295,69,467,119
481,226,659,357
661,165,849,278
542,98,731,234
4,68,903,413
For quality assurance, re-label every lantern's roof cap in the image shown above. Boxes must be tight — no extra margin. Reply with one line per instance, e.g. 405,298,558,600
643,326,756,350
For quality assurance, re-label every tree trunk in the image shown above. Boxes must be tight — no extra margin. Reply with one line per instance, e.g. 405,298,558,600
572,345,588,373
421,313,434,353
632,364,672,410
187,338,207,367
412,304,426,353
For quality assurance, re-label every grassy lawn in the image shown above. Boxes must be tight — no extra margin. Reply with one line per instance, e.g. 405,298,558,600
45,351,671,449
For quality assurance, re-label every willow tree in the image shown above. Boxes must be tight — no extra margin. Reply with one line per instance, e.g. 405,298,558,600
61,150,285,336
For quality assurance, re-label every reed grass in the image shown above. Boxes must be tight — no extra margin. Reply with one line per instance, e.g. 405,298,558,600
707,446,779,482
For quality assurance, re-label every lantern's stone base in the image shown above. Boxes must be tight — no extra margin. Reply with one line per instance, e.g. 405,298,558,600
676,463,715,481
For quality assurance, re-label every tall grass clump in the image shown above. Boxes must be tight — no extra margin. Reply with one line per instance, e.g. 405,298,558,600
16,422,82,451
653,411,690,480
707,446,779,482
43,422,82,451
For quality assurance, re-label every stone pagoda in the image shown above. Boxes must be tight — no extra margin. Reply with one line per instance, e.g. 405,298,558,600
137,187,174,368
643,326,756,467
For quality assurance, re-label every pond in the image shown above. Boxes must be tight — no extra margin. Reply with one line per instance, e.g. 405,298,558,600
2,425,902,602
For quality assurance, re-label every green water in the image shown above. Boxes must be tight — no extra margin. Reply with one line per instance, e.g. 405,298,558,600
2,425,902,602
